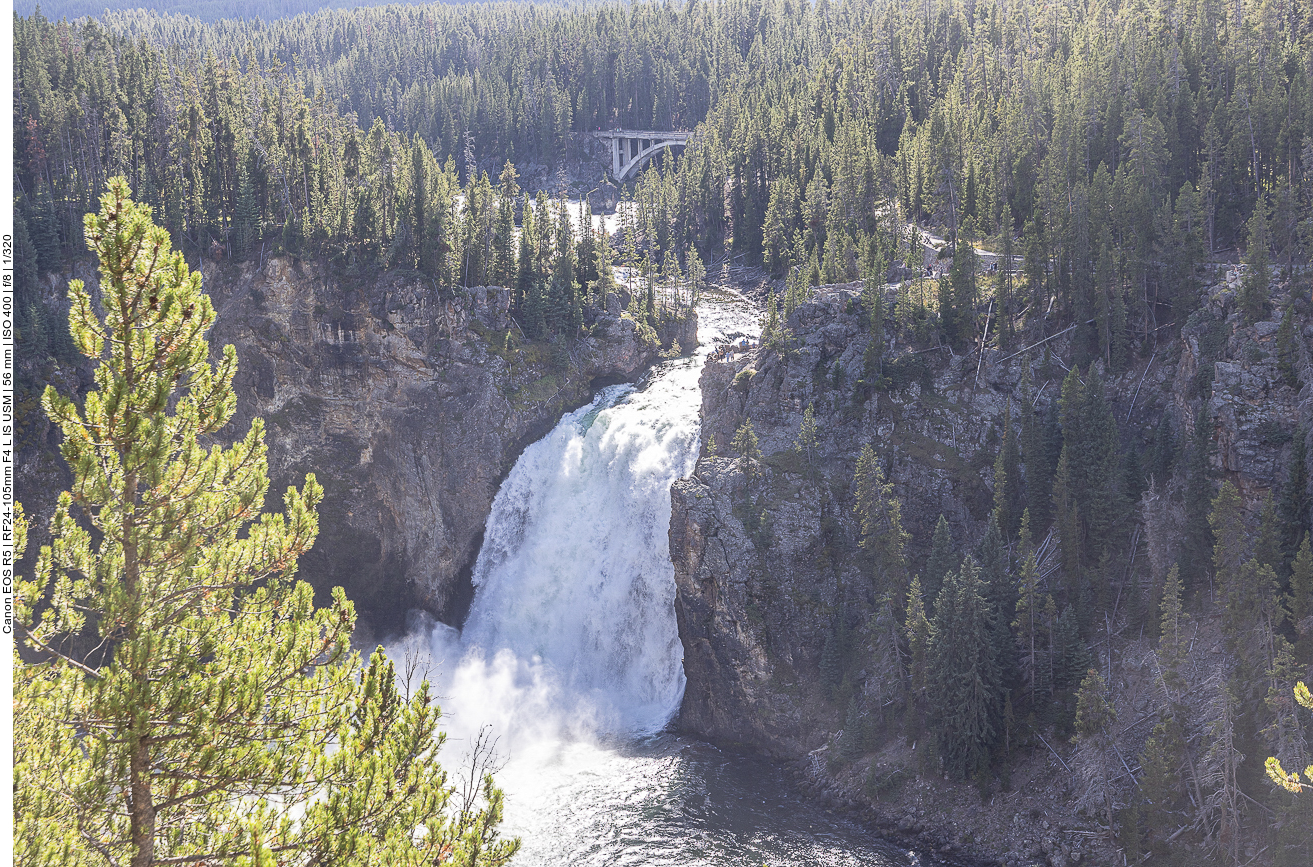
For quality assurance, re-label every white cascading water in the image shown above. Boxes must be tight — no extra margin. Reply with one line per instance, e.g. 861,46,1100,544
392,298,920,867
438,375,694,746
465,376,690,723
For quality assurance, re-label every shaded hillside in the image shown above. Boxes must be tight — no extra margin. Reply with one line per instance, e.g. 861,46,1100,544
672,268,1313,866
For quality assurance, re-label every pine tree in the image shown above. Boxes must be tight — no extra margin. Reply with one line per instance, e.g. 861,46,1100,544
662,247,681,306
590,224,619,301
733,417,762,489
937,268,960,349
1013,510,1045,706
548,200,577,334
515,196,539,316
1240,198,1271,323
994,409,1025,537
1094,237,1116,367
781,265,803,318
1122,438,1146,507
853,444,910,599
1210,481,1253,636
1105,245,1128,371
1254,494,1283,574
1262,636,1306,788
1158,564,1189,693
1203,684,1245,864
29,183,64,270
840,698,872,762
923,515,959,611
1053,605,1091,693
960,163,976,225
14,180,518,867
795,403,820,471
1019,364,1046,517
1027,398,1063,536
573,211,598,307
1072,669,1118,829
978,516,1019,701
494,161,520,286
999,211,1016,350
523,278,548,339
928,557,1002,781
945,236,977,350
1022,215,1047,310
1052,444,1084,588
1139,716,1188,837
686,247,706,300
1083,371,1123,539
1149,411,1176,486
1043,595,1061,696
233,163,258,257
905,574,933,734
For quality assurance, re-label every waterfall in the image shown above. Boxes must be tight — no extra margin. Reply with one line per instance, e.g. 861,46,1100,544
445,378,696,741
388,299,915,867
399,301,755,755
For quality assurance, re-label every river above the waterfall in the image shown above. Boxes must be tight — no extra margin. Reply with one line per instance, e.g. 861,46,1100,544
391,295,940,867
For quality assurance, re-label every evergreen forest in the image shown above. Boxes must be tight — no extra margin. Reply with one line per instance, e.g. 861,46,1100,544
14,0,1313,342
12,0,1313,864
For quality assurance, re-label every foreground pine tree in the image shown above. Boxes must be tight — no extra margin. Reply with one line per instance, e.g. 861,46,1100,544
15,179,519,867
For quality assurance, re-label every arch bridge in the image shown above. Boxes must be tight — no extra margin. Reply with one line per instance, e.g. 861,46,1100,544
596,129,693,181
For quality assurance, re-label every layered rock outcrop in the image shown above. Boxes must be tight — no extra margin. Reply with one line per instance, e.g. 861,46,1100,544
673,285,1015,755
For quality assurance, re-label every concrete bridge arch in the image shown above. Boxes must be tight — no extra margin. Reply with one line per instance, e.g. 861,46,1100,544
596,129,692,181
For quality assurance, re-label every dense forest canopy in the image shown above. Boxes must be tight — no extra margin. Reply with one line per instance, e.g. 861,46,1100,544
12,0,1313,863
14,0,1313,424
13,0,498,25
14,0,1312,331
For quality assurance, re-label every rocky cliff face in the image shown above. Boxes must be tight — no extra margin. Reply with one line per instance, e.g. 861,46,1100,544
669,274,1311,864
673,285,1018,754
18,255,695,639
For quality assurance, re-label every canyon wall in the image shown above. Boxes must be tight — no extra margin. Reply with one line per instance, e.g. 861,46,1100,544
670,274,1311,865
17,256,695,639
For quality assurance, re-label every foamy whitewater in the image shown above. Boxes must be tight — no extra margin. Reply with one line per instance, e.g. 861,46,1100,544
390,297,921,867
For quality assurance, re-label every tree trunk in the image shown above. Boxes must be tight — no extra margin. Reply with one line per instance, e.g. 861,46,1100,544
130,736,156,867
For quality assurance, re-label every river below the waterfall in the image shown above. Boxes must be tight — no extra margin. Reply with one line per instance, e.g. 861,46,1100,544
391,295,940,867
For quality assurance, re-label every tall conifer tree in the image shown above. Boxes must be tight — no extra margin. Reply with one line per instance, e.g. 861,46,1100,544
1013,511,1045,706
15,181,518,867
994,409,1025,537
929,557,1002,781
923,515,959,611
